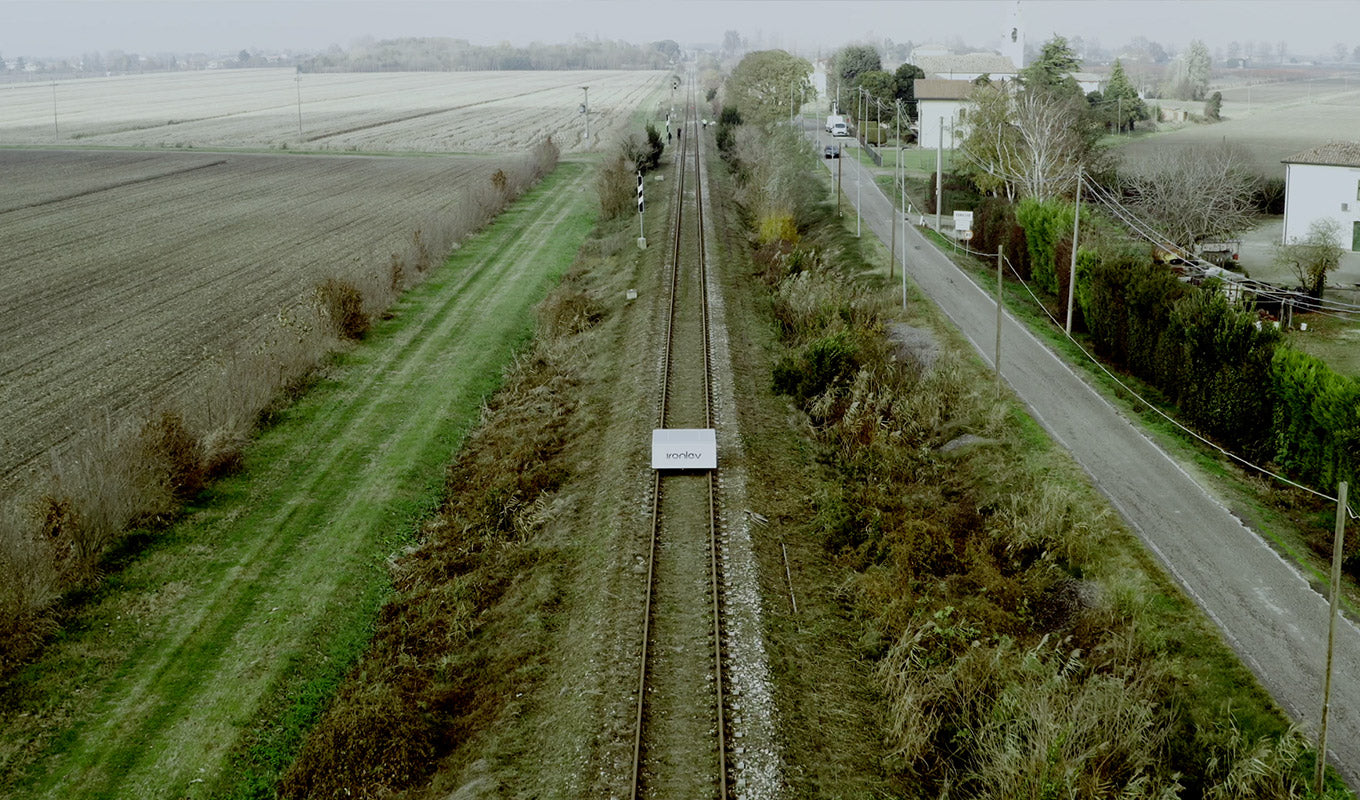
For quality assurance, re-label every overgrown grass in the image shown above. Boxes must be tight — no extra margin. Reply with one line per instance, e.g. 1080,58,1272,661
735,117,1353,797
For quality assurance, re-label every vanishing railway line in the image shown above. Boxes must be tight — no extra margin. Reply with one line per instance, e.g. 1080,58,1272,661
630,81,731,800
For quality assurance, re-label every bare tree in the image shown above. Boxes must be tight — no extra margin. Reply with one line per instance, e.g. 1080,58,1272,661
1011,91,1086,201
1122,142,1258,250
1275,218,1344,297
961,85,1085,202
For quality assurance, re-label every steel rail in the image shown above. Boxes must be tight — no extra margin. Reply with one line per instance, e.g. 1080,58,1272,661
630,74,729,800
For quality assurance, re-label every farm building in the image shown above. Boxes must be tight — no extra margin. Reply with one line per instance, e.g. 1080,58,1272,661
915,79,976,149
1070,71,1105,94
1282,141,1360,252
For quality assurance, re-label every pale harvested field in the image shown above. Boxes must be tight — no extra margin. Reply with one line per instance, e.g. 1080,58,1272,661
1117,76,1360,176
0,68,665,152
0,149,513,488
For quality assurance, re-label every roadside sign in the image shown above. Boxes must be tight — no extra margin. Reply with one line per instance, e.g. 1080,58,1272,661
651,428,717,470
953,210,974,233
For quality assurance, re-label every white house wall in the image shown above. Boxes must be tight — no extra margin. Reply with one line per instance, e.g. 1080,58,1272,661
1283,162,1360,250
918,100,969,149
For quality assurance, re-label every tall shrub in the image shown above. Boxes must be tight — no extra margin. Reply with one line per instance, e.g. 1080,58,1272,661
1123,260,1187,382
1270,348,1360,495
971,196,1031,278
1163,289,1280,453
1015,197,1071,296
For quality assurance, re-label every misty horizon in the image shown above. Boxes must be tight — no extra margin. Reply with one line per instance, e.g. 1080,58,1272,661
5,1,1360,66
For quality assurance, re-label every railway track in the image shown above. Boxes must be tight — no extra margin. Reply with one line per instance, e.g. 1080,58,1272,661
630,78,730,800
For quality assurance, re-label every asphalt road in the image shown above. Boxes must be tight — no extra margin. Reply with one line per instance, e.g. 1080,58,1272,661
815,127,1360,788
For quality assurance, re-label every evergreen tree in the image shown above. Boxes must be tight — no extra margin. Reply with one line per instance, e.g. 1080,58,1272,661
1102,59,1146,132
894,62,925,120
1204,90,1222,121
1020,35,1081,97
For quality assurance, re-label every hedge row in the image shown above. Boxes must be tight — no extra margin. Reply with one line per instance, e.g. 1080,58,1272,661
994,200,1358,517
1270,347,1360,501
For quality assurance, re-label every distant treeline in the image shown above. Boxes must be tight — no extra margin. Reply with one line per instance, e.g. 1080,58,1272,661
301,37,680,72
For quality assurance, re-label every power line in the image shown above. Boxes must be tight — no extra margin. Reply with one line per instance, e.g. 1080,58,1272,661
921,212,1357,519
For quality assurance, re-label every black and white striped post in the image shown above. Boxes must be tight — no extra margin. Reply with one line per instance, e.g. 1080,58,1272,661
637,169,647,249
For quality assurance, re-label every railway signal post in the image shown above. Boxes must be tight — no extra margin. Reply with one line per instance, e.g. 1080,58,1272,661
637,169,647,249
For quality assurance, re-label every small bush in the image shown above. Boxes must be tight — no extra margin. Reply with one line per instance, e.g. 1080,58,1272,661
595,154,635,221
140,410,206,502
772,332,860,408
925,170,981,216
0,506,62,676
757,212,798,245
537,284,605,339
1252,176,1286,214
316,278,370,340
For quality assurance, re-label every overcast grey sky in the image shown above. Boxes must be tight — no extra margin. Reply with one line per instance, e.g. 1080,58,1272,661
4,0,1360,60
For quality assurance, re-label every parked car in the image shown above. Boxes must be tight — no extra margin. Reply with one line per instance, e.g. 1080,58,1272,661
824,144,840,159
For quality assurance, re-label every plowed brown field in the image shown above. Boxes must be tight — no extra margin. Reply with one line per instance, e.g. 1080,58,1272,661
0,68,665,152
0,149,512,488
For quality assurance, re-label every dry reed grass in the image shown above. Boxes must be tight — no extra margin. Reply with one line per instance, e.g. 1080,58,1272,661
732,124,1330,794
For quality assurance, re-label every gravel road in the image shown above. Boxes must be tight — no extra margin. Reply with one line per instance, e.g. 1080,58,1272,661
819,129,1360,789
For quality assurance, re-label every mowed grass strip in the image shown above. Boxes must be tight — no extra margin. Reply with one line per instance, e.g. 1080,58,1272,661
0,161,593,800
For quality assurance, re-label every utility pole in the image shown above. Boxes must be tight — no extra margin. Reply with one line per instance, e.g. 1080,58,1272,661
898,99,907,309
294,74,303,137
889,101,897,280
855,91,862,237
1315,481,1350,795
1066,165,1081,334
836,144,842,216
996,246,1004,393
51,81,59,140
901,172,907,310
935,117,943,233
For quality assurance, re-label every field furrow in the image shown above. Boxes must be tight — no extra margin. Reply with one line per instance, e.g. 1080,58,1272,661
0,68,666,153
0,150,513,490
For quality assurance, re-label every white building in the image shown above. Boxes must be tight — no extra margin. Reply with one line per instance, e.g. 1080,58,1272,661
1282,142,1360,252
1070,71,1105,94
915,79,975,149
913,53,1019,83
